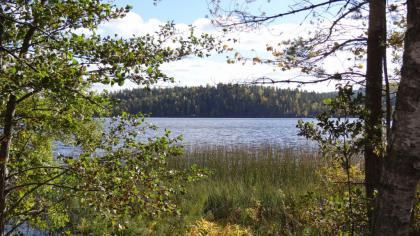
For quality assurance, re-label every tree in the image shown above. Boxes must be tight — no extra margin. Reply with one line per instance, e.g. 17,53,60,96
0,0,218,234
110,84,333,118
210,0,369,85
364,0,386,230
208,0,407,231
298,85,368,234
374,0,420,234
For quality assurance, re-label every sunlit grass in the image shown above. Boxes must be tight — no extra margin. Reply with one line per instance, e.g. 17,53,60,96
172,145,321,192
165,145,323,235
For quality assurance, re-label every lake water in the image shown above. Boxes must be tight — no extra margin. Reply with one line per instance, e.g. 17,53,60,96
54,118,316,157
143,118,315,148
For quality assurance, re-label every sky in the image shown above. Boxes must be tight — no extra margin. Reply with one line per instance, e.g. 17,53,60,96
94,0,350,92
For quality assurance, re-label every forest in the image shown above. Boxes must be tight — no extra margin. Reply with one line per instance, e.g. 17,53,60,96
111,84,335,117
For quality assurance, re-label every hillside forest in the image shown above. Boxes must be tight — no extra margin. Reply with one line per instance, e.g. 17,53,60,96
111,84,335,117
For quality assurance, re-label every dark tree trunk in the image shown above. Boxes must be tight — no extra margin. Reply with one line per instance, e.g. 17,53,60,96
0,95,17,235
374,0,420,234
365,0,386,198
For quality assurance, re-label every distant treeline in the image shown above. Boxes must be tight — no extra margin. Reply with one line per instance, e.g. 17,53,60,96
111,84,335,117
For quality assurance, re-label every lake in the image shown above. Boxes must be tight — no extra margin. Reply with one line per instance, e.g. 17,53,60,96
54,118,316,157
140,117,315,148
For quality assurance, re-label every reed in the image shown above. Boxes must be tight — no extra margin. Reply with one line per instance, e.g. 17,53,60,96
172,145,321,190
164,145,324,234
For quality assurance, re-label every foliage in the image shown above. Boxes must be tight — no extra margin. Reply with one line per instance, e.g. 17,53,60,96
66,146,323,235
301,160,368,235
187,219,251,236
111,84,335,117
209,0,372,85
302,190,368,235
7,114,209,234
297,85,366,158
209,0,404,86
0,0,220,234
297,85,370,234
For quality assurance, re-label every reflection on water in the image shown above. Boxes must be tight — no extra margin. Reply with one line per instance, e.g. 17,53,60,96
144,118,315,148
54,118,316,157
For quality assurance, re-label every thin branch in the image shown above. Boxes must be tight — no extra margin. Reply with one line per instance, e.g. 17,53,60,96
7,182,98,194
5,171,67,216
383,18,392,146
10,132,32,163
0,46,39,72
64,86,106,109
248,70,365,86
320,37,367,59
16,89,41,104
249,76,332,85
5,197,67,236
6,166,68,181
319,1,369,44
317,71,366,78
5,218,28,236
215,0,348,27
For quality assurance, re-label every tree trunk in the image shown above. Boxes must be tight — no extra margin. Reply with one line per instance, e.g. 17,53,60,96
365,0,386,231
374,0,420,234
0,95,17,235
365,0,386,198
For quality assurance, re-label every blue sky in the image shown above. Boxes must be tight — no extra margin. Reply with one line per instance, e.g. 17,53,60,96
116,0,306,24
117,0,210,23
97,0,353,92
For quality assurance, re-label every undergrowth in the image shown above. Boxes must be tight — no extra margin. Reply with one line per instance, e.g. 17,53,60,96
75,146,418,235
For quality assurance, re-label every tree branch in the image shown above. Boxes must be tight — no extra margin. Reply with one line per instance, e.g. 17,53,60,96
213,0,348,27
6,166,68,181
320,37,367,60
249,76,332,85
319,1,369,44
16,89,41,104
5,171,67,217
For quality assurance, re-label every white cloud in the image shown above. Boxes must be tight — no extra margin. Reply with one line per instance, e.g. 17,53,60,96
99,12,161,36
94,12,365,93
163,58,342,92
95,58,339,93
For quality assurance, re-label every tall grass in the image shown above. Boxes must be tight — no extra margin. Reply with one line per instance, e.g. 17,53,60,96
73,145,324,235
164,145,324,235
172,145,321,191
73,145,420,235
74,145,327,235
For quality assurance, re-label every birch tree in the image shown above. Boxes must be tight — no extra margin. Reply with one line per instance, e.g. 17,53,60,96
374,0,420,234
0,0,218,234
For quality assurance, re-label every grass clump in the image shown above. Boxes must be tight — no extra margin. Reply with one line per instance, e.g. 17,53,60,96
76,145,365,235
167,145,323,235
187,219,252,236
